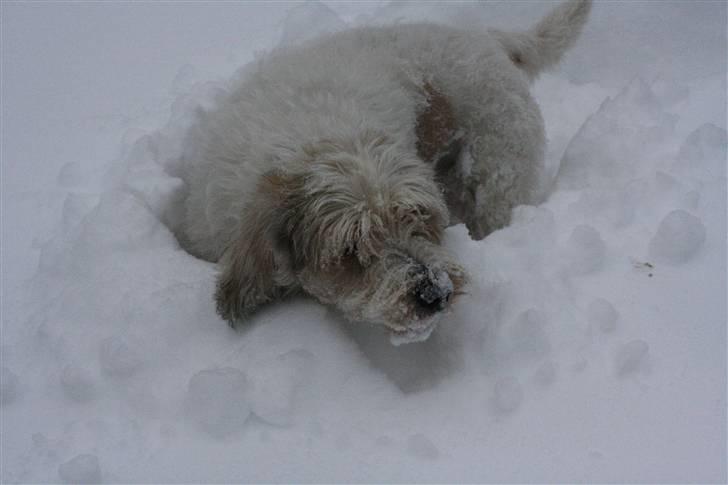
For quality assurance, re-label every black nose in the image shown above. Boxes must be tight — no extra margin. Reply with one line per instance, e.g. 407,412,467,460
413,273,452,315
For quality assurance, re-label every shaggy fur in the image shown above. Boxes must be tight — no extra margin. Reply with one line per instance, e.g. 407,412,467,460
177,0,591,342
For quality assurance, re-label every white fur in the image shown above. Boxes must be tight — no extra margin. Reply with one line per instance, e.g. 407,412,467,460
176,0,591,339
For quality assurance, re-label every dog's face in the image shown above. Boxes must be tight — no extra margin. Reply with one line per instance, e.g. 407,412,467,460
215,133,466,344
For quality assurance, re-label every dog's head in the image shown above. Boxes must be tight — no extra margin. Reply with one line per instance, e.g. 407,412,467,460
216,132,466,344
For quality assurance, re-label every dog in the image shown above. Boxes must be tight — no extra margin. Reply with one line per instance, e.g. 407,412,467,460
177,0,592,344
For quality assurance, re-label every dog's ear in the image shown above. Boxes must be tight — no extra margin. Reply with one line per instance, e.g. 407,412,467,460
214,171,299,327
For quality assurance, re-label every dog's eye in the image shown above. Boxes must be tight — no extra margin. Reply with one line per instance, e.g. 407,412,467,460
400,205,430,221
340,246,366,271
342,243,360,261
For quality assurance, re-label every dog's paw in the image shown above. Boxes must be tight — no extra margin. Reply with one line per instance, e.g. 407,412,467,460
214,278,247,328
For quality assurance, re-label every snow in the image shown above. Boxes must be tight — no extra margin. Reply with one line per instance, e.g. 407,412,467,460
99,336,145,378
389,317,439,347
493,377,525,414
587,298,619,334
502,309,551,362
279,2,347,47
185,367,253,438
60,365,96,402
249,348,314,427
648,210,707,265
557,77,679,191
0,366,20,405
2,1,726,483
565,224,607,275
614,340,650,377
57,454,102,484
406,433,440,460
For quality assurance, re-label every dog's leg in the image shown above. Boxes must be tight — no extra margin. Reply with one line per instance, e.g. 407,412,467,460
450,0,592,240
215,228,289,327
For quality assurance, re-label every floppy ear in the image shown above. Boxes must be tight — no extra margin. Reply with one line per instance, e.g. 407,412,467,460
214,171,298,327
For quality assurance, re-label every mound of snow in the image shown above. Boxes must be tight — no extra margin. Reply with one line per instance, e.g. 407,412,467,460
648,210,706,265
58,454,102,484
675,123,727,178
185,367,253,438
557,78,677,190
249,349,314,427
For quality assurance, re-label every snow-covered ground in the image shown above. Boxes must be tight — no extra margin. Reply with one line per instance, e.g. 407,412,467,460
2,1,726,482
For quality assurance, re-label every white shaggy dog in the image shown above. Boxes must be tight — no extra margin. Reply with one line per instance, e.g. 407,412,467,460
178,0,592,344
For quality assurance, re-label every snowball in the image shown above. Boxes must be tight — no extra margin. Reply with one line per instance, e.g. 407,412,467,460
61,366,95,402
675,123,727,176
566,225,606,275
250,349,314,427
1,366,20,405
532,361,557,387
648,210,706,265
587,298,618,333
185,367,252,438
505,309,551,361
493,377,523,414
680,190,700,212
58,454,102,484
649,76,689,108
614,340,650,376
407,433,440,460
99,337,144,378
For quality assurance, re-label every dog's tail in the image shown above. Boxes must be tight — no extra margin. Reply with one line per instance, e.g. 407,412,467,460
490,0,592,81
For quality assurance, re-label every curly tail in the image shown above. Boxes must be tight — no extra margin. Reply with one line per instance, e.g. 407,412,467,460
490,0,592,81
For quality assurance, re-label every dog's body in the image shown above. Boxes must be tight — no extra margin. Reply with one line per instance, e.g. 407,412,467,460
178,0,591,343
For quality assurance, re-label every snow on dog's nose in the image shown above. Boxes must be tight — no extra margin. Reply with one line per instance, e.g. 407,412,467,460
411,265,454,317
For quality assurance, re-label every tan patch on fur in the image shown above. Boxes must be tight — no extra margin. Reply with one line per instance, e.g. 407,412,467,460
416,82,458,164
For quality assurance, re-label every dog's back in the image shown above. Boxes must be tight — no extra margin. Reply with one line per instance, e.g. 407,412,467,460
178,0,592,259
